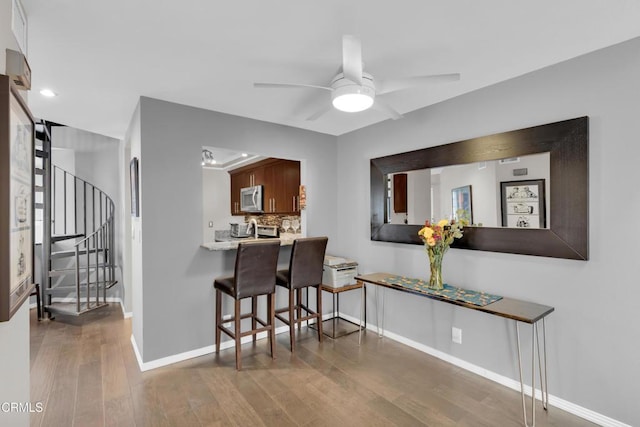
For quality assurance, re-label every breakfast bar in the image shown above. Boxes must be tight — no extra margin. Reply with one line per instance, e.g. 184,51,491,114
356,272,554,427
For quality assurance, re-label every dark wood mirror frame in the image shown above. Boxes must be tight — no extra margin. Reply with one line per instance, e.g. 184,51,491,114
371,116,589,260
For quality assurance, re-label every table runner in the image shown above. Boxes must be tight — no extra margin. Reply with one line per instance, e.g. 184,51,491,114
380,276,502,307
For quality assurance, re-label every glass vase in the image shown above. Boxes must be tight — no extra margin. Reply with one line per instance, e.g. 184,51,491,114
428,250,444,290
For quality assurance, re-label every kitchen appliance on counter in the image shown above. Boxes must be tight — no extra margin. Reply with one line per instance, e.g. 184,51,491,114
256,224,279,238
240,185,263,213
323,255,358,288
230,223,251,238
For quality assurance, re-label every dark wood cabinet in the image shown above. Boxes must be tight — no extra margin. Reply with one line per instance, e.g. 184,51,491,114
229,158,300,215
393,173,407,213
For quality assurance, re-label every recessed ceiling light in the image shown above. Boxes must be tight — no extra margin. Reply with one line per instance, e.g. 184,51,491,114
241,153,248,157
40,89,57,97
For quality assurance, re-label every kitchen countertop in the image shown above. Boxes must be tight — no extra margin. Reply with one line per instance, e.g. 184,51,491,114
200,233,300,251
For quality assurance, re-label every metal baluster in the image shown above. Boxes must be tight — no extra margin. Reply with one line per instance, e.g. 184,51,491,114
63,171,67,235
86,236,91,310
75,245,80,313
74,176,78,234
95,232,99,305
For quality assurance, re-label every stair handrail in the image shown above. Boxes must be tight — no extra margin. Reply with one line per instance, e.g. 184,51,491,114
50,165,116,313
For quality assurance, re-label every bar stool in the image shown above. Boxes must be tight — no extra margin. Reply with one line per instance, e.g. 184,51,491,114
275,236,328,352
214,240,280,370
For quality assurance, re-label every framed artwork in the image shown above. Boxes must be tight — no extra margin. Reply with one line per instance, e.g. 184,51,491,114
0,74,35,322
130,157,139,217
451,185,473,224
501,179,546,229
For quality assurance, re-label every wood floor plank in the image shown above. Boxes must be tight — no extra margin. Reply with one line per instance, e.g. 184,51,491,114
29,307,597,427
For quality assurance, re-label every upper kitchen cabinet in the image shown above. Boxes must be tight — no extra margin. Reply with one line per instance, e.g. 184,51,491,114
229,158,300,215
264,159,301,214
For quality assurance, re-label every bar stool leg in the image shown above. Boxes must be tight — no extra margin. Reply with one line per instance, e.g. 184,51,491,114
235,299,242,370
268,292,276,359
288,289,296,352
215,290,222,353
316,284,323,342
251,296,257,343
296,289,302,331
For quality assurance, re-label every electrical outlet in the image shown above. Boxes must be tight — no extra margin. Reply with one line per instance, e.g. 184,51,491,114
208,221,214,228
222,314,232,327
222,315,232,321
452,327,462,344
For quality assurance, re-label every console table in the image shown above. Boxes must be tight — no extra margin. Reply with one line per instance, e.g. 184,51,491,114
356,272,553,427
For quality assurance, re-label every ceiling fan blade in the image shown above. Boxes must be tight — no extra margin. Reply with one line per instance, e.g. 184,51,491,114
254,82,331,91
377,73,461,95
342,35,363,85
306,104,333,121
373,97,403,120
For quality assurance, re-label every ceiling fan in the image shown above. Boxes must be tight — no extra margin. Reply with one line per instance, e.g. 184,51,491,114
254,35,460,121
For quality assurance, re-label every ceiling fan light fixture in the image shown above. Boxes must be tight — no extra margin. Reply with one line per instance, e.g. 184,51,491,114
331,72,376,113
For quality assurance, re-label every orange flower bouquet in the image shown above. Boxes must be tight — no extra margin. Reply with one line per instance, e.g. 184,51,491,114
418,215,467,290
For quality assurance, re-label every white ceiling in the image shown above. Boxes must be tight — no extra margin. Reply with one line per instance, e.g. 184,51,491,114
20,1,640,141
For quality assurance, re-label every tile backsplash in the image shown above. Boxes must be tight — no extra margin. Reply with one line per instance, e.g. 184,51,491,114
245,214,301,233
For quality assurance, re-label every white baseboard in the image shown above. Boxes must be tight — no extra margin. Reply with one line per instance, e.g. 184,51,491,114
337,312,631,427
130,325,290,372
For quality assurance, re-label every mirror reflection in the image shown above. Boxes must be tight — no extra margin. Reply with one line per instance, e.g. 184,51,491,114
385,152,550,229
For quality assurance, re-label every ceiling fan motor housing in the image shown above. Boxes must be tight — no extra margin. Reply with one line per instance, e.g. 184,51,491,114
331,72,376,112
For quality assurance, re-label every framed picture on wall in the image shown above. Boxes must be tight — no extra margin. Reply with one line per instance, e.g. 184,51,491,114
130,157,139,217
0,74,35,322
500,179,546,229
451,185,473,224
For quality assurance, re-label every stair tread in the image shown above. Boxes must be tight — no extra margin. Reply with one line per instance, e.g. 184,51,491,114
35,149,49,158
45,301,109,317
51,233,85,242
51,248,104,258
49,265,112,276
44,280,118,292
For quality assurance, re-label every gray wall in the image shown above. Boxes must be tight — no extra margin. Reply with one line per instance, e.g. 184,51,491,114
336,37,640,426
0,0,30,425
133,97,337,362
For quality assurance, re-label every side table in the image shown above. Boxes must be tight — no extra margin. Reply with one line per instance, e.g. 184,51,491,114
309,282,366,342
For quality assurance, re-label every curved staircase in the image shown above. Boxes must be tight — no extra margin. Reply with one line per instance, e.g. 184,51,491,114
35,123,117,317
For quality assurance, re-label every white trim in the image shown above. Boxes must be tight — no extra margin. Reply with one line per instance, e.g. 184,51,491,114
130,325,290,372
338,312,631,427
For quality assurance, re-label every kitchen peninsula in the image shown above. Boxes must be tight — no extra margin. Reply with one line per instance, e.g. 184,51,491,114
200,234,298,251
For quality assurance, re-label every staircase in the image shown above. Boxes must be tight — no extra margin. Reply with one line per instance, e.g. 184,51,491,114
34,122,117,317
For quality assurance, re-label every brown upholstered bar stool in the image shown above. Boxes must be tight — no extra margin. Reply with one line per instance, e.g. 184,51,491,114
275,236,328,352
214,240,280,370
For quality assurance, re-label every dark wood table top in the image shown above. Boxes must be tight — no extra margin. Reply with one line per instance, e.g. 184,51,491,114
320,282,363,294
355,273,553,324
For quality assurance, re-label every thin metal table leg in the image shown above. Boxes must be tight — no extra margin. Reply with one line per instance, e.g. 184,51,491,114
516,321,540,427
331,293,340,339
358,282,365,345
536,317,549,410
375,286,385,338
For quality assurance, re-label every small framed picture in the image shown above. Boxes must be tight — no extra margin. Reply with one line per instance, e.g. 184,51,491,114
130,157,139,217
451,185,473,224
500,179,546,229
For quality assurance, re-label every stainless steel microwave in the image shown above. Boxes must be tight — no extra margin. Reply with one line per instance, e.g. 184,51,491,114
240,185,263,213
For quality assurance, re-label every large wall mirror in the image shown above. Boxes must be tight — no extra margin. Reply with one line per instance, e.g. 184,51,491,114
371,117,588,260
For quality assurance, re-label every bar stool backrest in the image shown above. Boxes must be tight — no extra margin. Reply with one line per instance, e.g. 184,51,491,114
234,240,281,299
287,237,328,290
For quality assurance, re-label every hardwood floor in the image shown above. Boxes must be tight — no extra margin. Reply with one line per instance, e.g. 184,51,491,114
29,306,593,426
